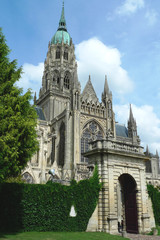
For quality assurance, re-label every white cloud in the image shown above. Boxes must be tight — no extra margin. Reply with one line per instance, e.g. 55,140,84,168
114,104,160,154
18,38,133,100
116,0,145,15
145,9,158,26
18,62,44,95
75,38,134,98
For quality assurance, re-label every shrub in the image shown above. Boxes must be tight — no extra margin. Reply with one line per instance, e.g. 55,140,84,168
147,184,160,226
0,166,101,232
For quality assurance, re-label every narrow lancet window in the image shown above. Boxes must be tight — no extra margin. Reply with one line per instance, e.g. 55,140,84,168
56,47,60,59
53,70,60,86
64,71,70,89
64,48,68,60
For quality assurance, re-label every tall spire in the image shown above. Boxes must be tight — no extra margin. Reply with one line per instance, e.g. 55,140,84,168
58,1,67,31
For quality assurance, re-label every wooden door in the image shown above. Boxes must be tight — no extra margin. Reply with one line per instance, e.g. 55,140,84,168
125,190,138,234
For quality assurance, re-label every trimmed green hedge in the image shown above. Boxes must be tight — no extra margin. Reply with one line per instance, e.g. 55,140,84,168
147,184,160,225
0,166,101,232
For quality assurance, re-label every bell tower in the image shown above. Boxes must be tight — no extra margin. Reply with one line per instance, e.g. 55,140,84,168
37,1,80,121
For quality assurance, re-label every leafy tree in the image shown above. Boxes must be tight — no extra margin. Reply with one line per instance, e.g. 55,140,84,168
0,28,38,181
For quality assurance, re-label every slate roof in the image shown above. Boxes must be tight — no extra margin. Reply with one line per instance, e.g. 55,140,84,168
35,106,46,121
115,124,128,138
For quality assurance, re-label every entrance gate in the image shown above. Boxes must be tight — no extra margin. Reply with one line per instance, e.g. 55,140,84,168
119,174,138,234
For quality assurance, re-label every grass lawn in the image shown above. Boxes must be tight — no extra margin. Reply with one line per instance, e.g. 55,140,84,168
0,232,129,240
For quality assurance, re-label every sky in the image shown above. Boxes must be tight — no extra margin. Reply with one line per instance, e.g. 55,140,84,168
1,0,160,154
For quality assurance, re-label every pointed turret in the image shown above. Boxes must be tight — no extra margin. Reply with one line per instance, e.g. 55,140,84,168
145,145,150,156
102,75,112,105
104,75,110,95
129,104,135,123
128,104,138,140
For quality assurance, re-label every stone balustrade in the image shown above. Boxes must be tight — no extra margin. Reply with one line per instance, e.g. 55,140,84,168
89,139,144,155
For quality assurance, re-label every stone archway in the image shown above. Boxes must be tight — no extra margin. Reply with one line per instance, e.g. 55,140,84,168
118,174,138,234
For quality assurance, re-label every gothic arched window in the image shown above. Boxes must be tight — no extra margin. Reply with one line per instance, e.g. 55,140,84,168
64,48,68,60
81,121,103,163
53,70,60,85
64,71,70,89
58,122,65,167
56,47,60,59
22,172,34,184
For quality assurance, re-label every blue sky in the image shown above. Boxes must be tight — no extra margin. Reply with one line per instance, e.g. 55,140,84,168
1,0,160,153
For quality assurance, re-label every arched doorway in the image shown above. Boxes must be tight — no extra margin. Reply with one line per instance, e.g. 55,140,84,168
118,174,138,234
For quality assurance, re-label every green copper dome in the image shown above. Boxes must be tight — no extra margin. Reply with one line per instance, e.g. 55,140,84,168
51,1,71,46
51,30,71,45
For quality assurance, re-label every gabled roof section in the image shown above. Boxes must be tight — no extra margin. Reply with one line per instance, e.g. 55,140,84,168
81,76,98,103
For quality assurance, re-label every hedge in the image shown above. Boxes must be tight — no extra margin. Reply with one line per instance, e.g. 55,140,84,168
147,184,160,225
0,166,101,232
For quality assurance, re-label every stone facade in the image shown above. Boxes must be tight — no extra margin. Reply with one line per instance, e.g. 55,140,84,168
22,3,160,234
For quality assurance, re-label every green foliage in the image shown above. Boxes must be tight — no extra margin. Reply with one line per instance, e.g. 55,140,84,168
148,226,160,236
0,28,38,181
147,184,160,225
5,175,26,183
0,167,101,232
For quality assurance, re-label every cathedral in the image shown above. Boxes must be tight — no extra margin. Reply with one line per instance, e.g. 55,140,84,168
22,2,160,234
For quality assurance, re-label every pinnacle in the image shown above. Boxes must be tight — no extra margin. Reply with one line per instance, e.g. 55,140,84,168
146,145,150,155
129,104,135,123
104,75,110,95
156,149,159,157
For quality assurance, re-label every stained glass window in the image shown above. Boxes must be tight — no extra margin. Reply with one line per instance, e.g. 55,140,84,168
81,121,103,162
22,172,34,184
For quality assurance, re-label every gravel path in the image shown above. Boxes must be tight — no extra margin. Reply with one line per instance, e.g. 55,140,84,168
126,233,160,240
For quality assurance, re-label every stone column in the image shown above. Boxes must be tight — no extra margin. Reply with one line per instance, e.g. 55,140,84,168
107,162,118,233
100,155,109,232
139,167,150,232
63,102,72,179
97,156,103,231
